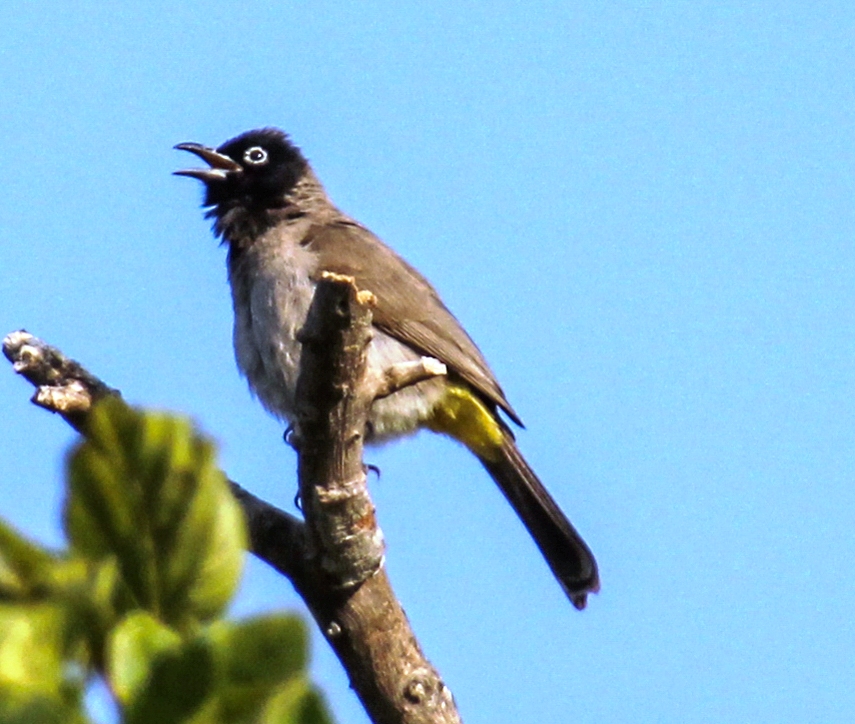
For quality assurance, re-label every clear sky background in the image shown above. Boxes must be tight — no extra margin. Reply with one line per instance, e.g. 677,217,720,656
1,3,853,723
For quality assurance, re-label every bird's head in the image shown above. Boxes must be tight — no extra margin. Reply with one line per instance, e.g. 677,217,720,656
174,128,308,211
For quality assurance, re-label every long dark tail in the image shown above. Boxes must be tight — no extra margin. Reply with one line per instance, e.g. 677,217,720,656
479,437,599,609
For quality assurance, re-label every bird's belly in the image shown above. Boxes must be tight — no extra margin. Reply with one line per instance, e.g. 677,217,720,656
231,246,315,422
233,270,445,441
363,331,446,443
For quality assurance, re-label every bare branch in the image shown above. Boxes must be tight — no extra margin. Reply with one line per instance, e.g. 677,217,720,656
2,329,308,579
293,275,460,724
4,300,462,724
295,274,384,588
367,357,447,402
3,330,117,432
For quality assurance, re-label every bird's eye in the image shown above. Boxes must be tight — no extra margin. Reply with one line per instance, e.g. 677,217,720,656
243,146,269,165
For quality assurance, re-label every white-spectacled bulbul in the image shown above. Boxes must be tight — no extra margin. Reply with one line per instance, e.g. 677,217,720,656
175,128,599,608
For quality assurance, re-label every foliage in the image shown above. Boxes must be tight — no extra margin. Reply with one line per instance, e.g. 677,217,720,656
0,399,332,724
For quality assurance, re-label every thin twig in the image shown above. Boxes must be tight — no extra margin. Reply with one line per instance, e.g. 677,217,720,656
4,295,461,724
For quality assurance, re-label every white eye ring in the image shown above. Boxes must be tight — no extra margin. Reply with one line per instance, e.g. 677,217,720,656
243,146,269,165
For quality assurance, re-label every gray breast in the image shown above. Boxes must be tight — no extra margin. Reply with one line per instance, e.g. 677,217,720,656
229,224,318,421
228,226,446,440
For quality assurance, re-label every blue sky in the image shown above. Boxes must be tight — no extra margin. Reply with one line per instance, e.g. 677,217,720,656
2,2,854,722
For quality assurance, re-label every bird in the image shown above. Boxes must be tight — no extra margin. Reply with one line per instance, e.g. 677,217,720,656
175,128,599,609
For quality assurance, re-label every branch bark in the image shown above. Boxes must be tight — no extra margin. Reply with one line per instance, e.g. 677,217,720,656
3,275,459,724
2,329,309,581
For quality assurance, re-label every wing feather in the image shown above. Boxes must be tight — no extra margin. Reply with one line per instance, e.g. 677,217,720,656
302,220,522,426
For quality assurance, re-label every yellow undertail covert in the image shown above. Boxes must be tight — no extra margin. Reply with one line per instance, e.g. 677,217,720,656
426,383,506,462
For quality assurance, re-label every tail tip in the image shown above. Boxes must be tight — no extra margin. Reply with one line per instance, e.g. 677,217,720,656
568,578,600,611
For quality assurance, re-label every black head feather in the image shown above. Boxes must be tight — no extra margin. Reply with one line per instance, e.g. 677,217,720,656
175,127,314,244
203,128,308,209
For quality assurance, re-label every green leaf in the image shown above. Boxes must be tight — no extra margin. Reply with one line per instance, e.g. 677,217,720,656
0,604,66,694
124,636,215,724
213,614,307,687
0,687,87,724
259,678,335,724
0,520,58,600
107,611,182,705
0,523,124,676
206,614,310,721
65,399,246,627
0,602,92,723
107,612,216,724
178,476,248,623
288,688,334,724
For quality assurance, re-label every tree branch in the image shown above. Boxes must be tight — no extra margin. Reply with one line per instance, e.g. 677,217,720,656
3,276,459,724
2,329,309,581
3,330,118,433
292,273,458,724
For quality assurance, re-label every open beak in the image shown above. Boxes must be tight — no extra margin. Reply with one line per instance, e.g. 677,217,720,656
174,143,242,182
